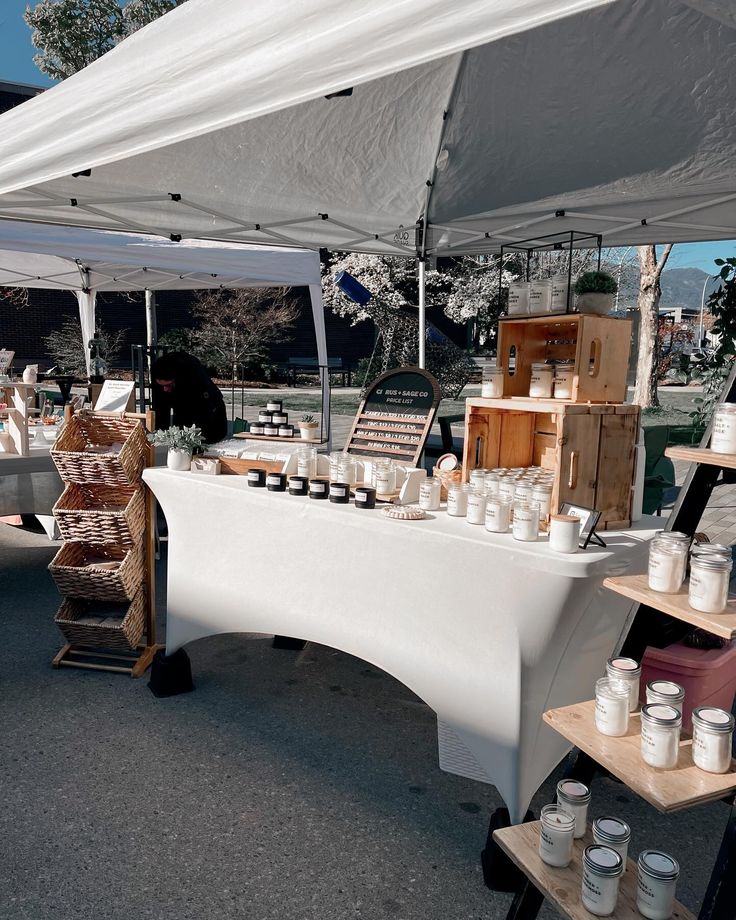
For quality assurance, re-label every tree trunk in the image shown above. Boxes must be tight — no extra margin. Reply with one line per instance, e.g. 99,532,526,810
633,244,673,408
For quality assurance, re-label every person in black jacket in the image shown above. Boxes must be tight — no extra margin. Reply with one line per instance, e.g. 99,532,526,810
151,351,227,443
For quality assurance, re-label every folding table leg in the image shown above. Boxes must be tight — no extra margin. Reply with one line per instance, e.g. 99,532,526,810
505,879,545,920
481,807,534,892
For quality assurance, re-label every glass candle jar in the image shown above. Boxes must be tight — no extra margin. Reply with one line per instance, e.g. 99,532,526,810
266,472,287,492
549,514,580,554
247,468,266,488
498,475,517,502
531,482,552,520
556,779,590,839
640,704,681,769
485,496,512,533
606,657,641,712
328,450,344,481
592,817,631,873
529,362,554,398
648,536,688,593
538,804,576,868
691,706,735,774
484,471,500,495
337,456,358,488
447,483,470,517
469,468,488,491
689,554,732,613
297,447,317,480
308,478,329,500
514,481,534,503
553,362,575,400
582,845,624,917
354,486,376,509
646,680,685,715
512,500,540,542
595,677,630,737
288,475,308,496
507,281,530,315
637,851,680,920
374,460,396,495
710,403,736,454
418,477,441,511
466,489,487,525
481,366,504,398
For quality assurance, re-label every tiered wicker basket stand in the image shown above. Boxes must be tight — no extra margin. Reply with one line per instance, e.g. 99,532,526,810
49,407,162,677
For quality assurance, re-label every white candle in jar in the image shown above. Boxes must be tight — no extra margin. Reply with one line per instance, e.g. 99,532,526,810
296,448,317,480
710,403,736,454
688,554,732,613
556,779,590,839
466,490,487,525
481,366,504,398
485,496,512,533
507,281,530,315
529,363,554,398
553,363,575,400
640,704,681,769
469,468,487,491
374,462,396,495
592,817,631,874
595,678,629,737
637,851,679,920
648,537,687,593
606,657,641,712
531,482,552,520
418,477,441,511
513,500,539,541
446,483,469,517
549,514,581,554
582,845,624,917
538,804,575,868
645,680,685,716
691,706,735,774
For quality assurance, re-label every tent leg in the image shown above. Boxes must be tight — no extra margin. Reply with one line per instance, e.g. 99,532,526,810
145,290,157,407
418,259,426,370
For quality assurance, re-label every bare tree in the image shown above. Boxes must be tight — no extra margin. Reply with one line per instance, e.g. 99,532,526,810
192,288,298,380
632,244,674,408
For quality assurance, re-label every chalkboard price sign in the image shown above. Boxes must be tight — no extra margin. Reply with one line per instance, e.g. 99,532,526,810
345,366,441,464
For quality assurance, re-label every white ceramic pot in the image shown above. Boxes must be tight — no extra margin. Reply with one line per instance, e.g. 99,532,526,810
167,448,192,471
22,364,38,384
299,425,318,441
576,292,615,315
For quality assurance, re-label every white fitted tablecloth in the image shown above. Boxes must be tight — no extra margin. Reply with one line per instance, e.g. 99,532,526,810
0,439,62,518
145,467,660,821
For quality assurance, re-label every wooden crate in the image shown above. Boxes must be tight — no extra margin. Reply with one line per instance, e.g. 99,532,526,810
497,314,632,403
462,398,640,530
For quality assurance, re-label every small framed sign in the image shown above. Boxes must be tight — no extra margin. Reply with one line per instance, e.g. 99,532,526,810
558,502,605,549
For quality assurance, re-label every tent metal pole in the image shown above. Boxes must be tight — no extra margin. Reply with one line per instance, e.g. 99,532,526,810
145,289,157,406
418,258,426,370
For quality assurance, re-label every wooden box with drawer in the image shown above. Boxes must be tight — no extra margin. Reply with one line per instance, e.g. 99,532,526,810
496,314,632,404
462,398,640,529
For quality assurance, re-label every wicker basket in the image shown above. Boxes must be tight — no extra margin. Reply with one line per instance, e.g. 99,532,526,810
54,590,146,650
48,541,145,602
53,483,145,546
433,465,462,501
52,412,147,486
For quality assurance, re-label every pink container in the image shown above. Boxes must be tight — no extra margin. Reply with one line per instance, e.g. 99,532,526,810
640,640,736,732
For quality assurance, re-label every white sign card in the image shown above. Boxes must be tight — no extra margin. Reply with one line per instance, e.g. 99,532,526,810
0,349,15,375
94,379,135,412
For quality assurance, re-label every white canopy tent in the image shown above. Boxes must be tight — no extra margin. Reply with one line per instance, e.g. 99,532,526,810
0,219,328,422
0,0,734,366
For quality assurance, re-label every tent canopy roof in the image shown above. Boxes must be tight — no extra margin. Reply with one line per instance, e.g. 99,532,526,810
0,219,321,291
0,0,734,255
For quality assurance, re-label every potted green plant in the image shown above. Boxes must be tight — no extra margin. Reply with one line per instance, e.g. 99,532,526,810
574,271,618,315
298,413,319,441
151,424,205,471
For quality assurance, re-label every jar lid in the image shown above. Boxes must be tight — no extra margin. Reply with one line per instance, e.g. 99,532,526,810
531,362,552,370
638,850,679,881
593,816,631,844
608,656,641,674
437,452,459,471
531,483,552,493
691,553,733,571
692,706,735,733
657,531,690,543
550,513,581,523
651,536,688,555
692,543,731,557
641,703,682,726
583,845,623,877
557,779,591,803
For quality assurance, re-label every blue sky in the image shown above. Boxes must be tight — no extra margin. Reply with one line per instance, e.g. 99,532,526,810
0,1,735,271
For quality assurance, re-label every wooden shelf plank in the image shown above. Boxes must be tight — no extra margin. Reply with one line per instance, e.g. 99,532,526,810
493,822,695,920
543,700,736,814
233,432,322,444
603,573,736,640
665,446,736,470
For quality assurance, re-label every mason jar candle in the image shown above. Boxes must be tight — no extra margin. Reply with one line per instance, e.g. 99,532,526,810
691,543,732,563
595,678,630,737
308,478,329,500
481,365,504,398
485,496,512,533
637,851,680,920
553,362,575,400
689,554,732,613
353,486,376,509
556,779,590,839
646,680,685,716
297,447,317,481
529,279,553,314
447,483,470,517
592,817,631,873
512,500,540,542
329,481,350,504
549,514,581,554
606,657,641,712
507,281,530,315
529,362,554,398
288,475,308,496
247,468,266,488
538,804,575,868
640,703,681,769
691,707,735,774
328,451,344,481
498,475,517,502
337,456,358,488
582,845,624,916
483,471,500,495
469,468,488,491
266,399,283,413
266,472,287,492
374,460,397,496
531,482,553,520
648,536,688,593
514,481,534,503
710,403,736,454
464,489,486,525
418,477,441,511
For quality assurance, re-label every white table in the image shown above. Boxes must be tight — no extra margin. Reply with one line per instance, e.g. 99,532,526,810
145,468,660,822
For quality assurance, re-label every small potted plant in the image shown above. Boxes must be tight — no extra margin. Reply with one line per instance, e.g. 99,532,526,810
151,424,205,471
298,414,319,441
574,271,618,314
